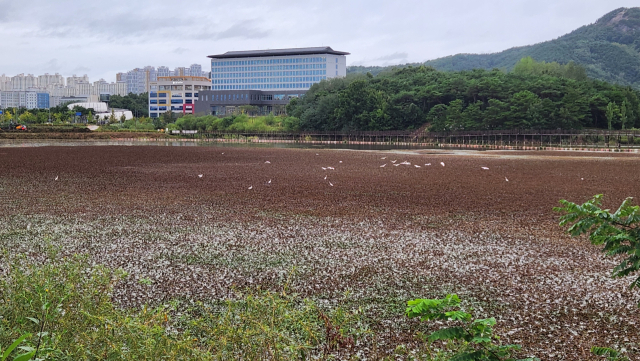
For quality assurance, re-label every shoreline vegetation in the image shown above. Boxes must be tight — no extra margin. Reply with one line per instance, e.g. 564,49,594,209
2,57,640,137
1,128,640,152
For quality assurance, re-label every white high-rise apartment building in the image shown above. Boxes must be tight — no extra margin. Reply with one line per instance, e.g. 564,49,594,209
38,73,65,88
0,71,127,109
66,75,89,88
125,68,154,95
119,65,206,94
0,74,12,91
10,74,39,90
157,66,171,77
93,79,127,96
189,64,202,77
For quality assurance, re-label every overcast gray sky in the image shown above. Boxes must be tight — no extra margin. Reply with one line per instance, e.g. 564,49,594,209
0,0,637,82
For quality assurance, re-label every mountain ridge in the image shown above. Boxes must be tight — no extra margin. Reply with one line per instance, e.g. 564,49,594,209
348,7,640,88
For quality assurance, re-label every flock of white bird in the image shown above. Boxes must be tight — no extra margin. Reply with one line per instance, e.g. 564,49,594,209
52,151,514,187
207,151,510,190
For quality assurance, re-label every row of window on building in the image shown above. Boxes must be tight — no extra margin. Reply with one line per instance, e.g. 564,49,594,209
212,83,319,90
150,99,195,104
155,85,209,91
212,63,327,73
149,105,193,118
150,103,192,110
213,70,327,79
213,76,326,85
212,57,327,68
202,93,300,102
149,92,199,98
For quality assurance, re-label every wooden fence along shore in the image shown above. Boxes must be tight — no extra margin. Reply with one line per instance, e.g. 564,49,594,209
116,129,640,152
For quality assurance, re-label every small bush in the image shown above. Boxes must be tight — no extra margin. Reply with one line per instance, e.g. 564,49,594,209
406,294,538,361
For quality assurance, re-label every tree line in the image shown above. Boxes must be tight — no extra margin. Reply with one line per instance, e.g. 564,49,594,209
287,58,640,132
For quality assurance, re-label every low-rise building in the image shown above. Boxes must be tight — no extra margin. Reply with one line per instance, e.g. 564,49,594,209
0,90,51,109
148,76,211,118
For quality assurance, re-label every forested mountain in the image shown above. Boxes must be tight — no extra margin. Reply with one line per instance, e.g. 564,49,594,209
288,60,640,132
348,7,640,88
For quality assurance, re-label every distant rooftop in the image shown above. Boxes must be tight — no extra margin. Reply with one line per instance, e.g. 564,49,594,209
208,47,350,59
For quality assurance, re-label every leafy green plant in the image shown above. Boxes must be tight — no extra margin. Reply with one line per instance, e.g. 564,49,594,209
591,346,630,361
555,195,640,295
556,194,640,360
406,294,538,361
1,333,34,361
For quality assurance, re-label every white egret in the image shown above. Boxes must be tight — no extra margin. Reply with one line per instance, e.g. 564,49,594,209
391,160,397,163
440,162,445,167
248,186,253,190
381,157,387,160
505,177,509,182
265,161,271,164
380,164,387,168
329,182,333,186
415,165,421,168
481,167,489,170
198,174,203,178
55,176,58,181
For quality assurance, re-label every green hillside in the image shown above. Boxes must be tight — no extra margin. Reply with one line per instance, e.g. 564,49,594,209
348,7,640,88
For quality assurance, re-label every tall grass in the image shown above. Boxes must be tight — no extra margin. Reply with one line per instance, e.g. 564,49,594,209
0,251,367,360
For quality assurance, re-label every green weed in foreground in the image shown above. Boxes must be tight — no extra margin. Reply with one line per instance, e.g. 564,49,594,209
0,252,367,360
405,295,538,361
556,194,640,361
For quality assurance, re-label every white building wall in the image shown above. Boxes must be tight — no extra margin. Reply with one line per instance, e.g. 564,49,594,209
38,73,65,87
67,75,89,87
10,74,38,90
190,64,202,77
25,92,38,109
0,91,40,109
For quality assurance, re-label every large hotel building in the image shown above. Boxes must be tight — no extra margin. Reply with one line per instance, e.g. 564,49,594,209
194,47,349,116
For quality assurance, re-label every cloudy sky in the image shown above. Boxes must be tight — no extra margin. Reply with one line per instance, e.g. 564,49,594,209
0,0,636,82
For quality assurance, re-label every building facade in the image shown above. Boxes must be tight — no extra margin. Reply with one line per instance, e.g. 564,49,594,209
36,93,50,109
195,47,349,116
0,90,50,109
0,72,126,108
148,76,212,118
119,64,206,94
